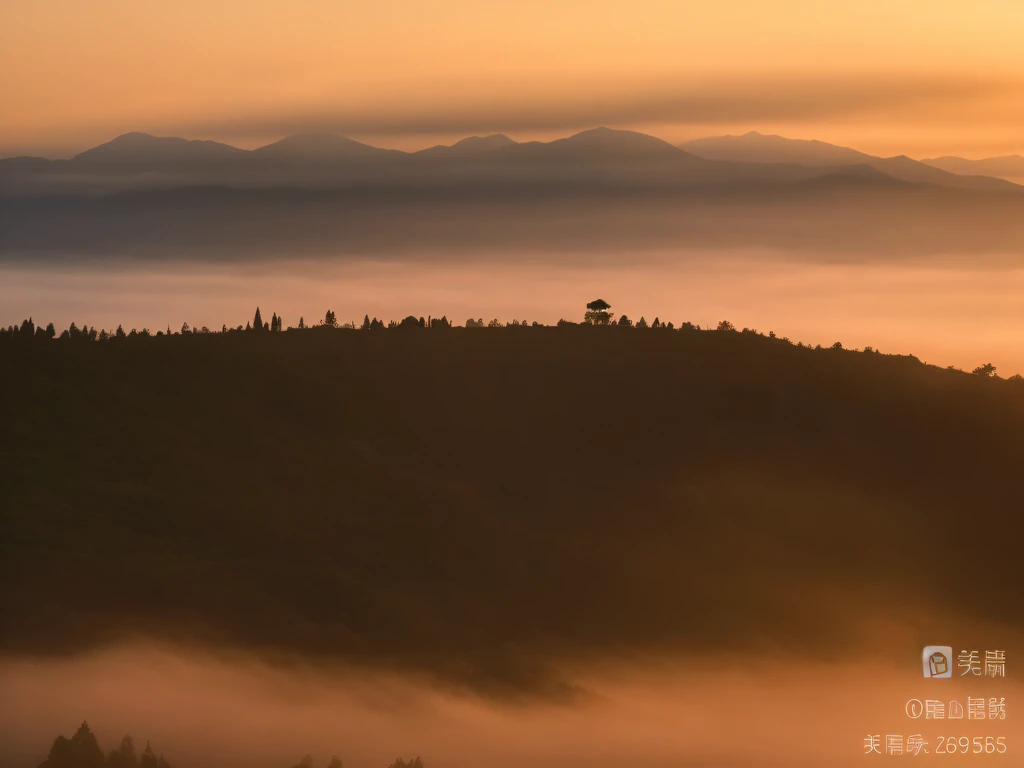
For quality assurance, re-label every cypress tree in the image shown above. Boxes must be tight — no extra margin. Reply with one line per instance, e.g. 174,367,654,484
107,736,139,768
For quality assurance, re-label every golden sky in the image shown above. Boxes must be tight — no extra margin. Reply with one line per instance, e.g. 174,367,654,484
2,0,1022,158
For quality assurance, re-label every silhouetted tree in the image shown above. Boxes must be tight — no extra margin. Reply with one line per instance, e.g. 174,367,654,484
39,722,105,768
465,318,484,328
361,314,371,330
322,310,338,328
398,316,422,329
717,320,735,332
616,314,632,327
252,307,264,332
973,363,997,377
107,736,139,768
584,298,611,325
1009,374,1023,383
636,316,648,329
387,759,424,768
137,742,168,768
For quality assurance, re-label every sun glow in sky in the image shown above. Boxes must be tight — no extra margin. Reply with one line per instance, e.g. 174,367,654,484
2,0,1023,158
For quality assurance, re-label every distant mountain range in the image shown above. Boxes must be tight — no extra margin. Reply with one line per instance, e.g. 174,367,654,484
921,154,1024,184
2,127,1021,196
679,131,1020,192
4,127,1024,259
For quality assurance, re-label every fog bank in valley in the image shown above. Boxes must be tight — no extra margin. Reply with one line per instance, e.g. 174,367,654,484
2,639,1020,768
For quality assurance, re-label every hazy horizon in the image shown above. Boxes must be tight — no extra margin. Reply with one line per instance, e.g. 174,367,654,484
3,125,1023,165
3,1,1024,159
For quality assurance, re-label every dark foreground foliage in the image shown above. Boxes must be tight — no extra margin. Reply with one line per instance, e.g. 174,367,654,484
2,324,1023,695
35,723,418,768
38,723,168,768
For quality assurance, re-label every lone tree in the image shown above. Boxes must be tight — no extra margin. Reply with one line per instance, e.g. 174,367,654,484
584,298,612,325
972,363,997,377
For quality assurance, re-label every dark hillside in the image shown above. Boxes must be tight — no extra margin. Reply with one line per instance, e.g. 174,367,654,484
2,327,1022,694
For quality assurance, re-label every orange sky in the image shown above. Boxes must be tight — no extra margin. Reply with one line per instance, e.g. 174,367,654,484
1,0,1023,159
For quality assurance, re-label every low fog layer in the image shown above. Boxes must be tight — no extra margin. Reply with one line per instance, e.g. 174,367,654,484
4,186,1024,260
2,640,1021,768
5,253,1024,375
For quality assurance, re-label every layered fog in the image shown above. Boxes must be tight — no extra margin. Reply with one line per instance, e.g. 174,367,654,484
2,635,1021,768
4,250,1024,376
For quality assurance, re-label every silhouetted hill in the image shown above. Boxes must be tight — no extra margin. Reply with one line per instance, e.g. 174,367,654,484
3,127,1022,254
682,130,872,165
0,126,955,195
923,154,1024,183
70,133,247,168
2,325,1022,695
6,128,1019,197
682,131,1020,192
508,126,688,159
0,156,55,172
868,154,1019,191
416,134,517,155
251,133,397,160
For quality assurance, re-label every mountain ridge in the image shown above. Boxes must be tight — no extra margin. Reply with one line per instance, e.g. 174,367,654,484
71,132,247,165
922,154,1024,182
2,127,1021,196
680,132,1018,193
